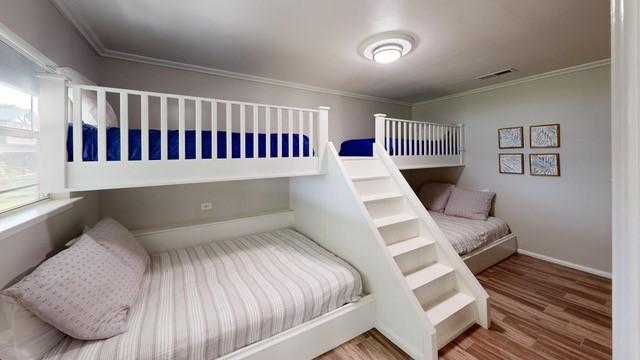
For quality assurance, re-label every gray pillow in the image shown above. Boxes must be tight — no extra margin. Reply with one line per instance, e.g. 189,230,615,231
417,182,454,212
444,187,495,220
1,235,142,340
87,218,149,275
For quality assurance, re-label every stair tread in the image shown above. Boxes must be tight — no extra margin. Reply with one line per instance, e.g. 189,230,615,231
361,192,403,203
388,237,435,257
405,263,453,290
373,213,417,228
350,174,390,181
425,292,475,326
341,156,379,160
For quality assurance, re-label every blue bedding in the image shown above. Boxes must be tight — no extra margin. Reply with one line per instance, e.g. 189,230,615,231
339,138,453,157
67,124,310,161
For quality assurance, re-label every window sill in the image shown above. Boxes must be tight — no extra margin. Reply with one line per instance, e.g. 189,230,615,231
0,198,82,241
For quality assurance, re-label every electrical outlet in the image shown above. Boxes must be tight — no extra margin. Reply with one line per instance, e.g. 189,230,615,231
200,202,212,211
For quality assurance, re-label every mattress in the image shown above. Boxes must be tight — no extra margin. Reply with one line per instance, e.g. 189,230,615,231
428,211,511,256
42,229,362,360
67,124,311,161
338,138,453,157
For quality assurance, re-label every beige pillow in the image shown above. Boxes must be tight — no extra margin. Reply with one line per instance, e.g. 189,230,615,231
444,187,495,220
87,218,150,275
1,235,142,340
417,182,454,212
0,295,65,360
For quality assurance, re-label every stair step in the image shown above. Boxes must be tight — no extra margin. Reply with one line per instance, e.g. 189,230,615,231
373,213,417,228
361,192,403,203
350,174,390,182
405,263,453,290
341,156,379,160
425,292,475,326
388,237,435,257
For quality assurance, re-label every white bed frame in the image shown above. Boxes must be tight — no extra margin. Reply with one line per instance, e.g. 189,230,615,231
374,114,464,169
462,233,517,275
37,74,329,192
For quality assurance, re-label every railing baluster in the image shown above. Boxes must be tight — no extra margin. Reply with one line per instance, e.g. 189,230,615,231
408,122,413,155
120,92,128,162
392,120,397,156
402,122,407,155
240,104,246,159
288,109,293,158
277,108,282,158
160,96,168,160
211,102,217,159
195,99,202,160
308,111,314,157
298,110,303,157
265,107,271,158
178,97,185,160
226,102,232,159
253,106,258,158
72,87,82,162
97,89,107,162
385,119,390,152
141,95,149,160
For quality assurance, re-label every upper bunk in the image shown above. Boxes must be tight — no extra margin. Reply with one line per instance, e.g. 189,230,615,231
37,74,329,192
339,114,465,170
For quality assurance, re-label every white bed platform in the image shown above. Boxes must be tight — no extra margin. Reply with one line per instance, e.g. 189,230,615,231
462,233,518,275
374,114,465,170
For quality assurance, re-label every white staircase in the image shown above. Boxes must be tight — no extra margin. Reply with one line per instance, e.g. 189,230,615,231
341,154,488,350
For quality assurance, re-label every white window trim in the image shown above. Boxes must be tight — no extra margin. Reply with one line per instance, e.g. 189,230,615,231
0,197,81,241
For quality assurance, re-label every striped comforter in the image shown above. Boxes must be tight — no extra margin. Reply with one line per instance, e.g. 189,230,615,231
42,229,362,360
429,211,511,256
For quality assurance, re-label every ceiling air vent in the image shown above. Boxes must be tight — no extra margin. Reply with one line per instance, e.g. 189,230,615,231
476,68,517,80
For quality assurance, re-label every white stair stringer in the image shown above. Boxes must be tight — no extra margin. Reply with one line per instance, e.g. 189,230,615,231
290,144,437,360
344,145,490,353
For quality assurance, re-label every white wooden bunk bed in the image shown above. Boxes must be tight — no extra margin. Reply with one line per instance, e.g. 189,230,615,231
18,74,493,360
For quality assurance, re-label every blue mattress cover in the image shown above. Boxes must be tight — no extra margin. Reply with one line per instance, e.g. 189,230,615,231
338,138,452,157
67,124,310,161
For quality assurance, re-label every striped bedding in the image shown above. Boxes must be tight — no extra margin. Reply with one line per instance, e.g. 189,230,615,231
42,228,362,360
429,211,511,256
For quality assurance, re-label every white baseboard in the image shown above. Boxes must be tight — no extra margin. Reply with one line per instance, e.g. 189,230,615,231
516,249,611,279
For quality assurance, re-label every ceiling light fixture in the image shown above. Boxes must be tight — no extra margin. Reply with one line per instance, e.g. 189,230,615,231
360,31,416,64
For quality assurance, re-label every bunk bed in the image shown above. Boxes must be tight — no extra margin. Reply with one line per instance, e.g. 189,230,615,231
339,114,465,169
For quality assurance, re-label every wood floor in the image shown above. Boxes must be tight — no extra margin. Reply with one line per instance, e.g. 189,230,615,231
316,254,611,360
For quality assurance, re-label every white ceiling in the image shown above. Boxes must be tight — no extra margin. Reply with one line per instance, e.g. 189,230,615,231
53,0,610,103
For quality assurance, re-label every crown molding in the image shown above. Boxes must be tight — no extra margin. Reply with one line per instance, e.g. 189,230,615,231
413,58,611,106
0,21,57,73
51,0,411,107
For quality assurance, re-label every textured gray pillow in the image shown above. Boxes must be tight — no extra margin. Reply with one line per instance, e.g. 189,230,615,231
1,235,142,340
444,187,495,220
0,295,65,360
87,218,149,275
417,182,454,212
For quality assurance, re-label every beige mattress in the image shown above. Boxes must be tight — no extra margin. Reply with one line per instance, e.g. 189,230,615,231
428,211,511,256
42,228,363,360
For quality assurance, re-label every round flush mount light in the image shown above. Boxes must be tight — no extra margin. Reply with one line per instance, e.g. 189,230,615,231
360,31,416,64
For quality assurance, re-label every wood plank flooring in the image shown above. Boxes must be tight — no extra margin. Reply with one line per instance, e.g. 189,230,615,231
316,254,611,360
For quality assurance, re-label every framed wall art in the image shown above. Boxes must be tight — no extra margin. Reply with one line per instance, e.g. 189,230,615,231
499,153,524,174
529,153,560,176
498,126,524,149
530,124,560,148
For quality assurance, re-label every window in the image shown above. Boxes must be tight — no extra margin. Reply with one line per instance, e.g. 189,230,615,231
0,82,45,213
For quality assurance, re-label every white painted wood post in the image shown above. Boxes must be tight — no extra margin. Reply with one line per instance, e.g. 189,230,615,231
37,74,68,193
374,113,387,150
317,106,330,163
458,124,465,165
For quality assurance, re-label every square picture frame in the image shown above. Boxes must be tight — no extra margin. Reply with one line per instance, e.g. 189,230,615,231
499,153,524,174
530,124,560,148
529,153,560,176
498,126,524,149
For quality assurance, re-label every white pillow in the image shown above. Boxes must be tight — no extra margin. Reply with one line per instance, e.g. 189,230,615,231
0,295,65,360
58,67,119,128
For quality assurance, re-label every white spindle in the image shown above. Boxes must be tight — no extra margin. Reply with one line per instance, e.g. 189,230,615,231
178,97,185,160
298,110,303,157
408,122,413,155
97,89,107,162
277,108,283,158
265,107,271,157
211,102,217,159
195,99,202,160
308,111,314,157
72,87,82,162
240,104,246,159
392,120,397,155
288,109,293,158
385,119,390,152
449,126,453,155
402,122,407,155
317,106,329,158
141,95,149,160
119,92,128,162
253,106,258,158
226,103,232,159
160,96,168,160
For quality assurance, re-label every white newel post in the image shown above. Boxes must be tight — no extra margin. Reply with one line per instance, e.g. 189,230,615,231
458,123,465,165
374,113,386,147
612,0,640,359
317,106,330,168
37,74,68,193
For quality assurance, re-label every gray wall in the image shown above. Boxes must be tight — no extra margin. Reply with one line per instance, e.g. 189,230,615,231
412,65,611,273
